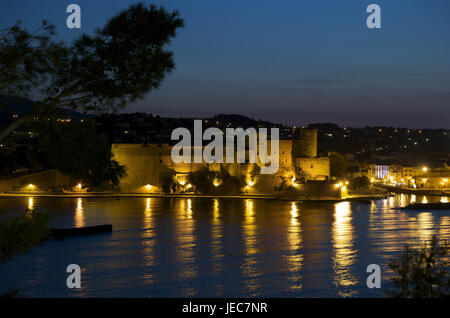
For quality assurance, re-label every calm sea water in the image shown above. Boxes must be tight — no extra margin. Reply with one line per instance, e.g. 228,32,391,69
0,195,449,298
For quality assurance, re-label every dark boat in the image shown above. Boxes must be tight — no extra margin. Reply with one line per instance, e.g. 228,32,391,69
51,224,112,238
401,202,450,210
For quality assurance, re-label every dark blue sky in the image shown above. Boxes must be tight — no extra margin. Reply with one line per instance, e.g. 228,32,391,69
1,0,450,128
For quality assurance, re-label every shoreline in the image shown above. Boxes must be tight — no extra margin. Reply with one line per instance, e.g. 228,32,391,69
0,192,389,202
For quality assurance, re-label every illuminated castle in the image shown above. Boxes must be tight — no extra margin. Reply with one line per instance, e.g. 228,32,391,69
112,128,330,193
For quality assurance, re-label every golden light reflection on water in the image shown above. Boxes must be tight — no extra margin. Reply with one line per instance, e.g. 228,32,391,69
4,195,450,297
439,217,450,238
417,212,434,242
287,202,303,291
242,199,260,295
332,202,357,297
187,199,193,219
211,199,224,294
27,197,34,211
175,199,198,296
399,194,406,207
211,200,223,265
389,196,395,206
290,202,298,225
141,198,156,284
75,198,85,228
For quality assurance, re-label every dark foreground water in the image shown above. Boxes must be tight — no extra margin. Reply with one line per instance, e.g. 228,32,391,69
0,194,449,297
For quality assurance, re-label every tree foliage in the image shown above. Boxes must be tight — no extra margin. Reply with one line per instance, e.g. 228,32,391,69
388,235,449,298
329,153,348,179
349,176,370,190
0,210,52,263
37,119,125,189
0,3,184,140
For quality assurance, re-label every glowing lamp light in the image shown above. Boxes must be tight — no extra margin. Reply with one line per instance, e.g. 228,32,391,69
77,183,82,190
26,184,35,190
213,179,221,187
179,181,186,186
247,180,254,187
145,184,152,190
186,183,192,189
422,167,428,172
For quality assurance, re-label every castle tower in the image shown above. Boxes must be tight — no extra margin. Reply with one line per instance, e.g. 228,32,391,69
299,129,317,158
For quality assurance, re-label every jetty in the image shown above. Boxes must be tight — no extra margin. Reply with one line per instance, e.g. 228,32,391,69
51,224,112,238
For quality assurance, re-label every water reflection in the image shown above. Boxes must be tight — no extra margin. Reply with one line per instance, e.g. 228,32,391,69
141,198,156,284
287,202,303,291
175,199,198,296
399,194,406,207
211,199,224,294
187,199,193,219
242,199,260,295
75,198,84,227
332,202,357,297
27,197,34,211
417,212,434,242
1,195,450,298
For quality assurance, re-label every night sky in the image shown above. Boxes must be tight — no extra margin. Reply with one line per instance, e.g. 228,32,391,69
1,0,450,128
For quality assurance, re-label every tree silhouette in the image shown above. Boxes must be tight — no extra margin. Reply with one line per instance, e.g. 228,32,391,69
0,3,184,141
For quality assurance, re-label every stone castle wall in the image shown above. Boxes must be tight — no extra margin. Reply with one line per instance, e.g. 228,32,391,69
0,169,75,192
112,131,331,193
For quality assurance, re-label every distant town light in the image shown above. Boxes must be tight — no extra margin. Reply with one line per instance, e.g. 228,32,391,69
26,184,35,190
422,166,428,172
77,183,82,189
